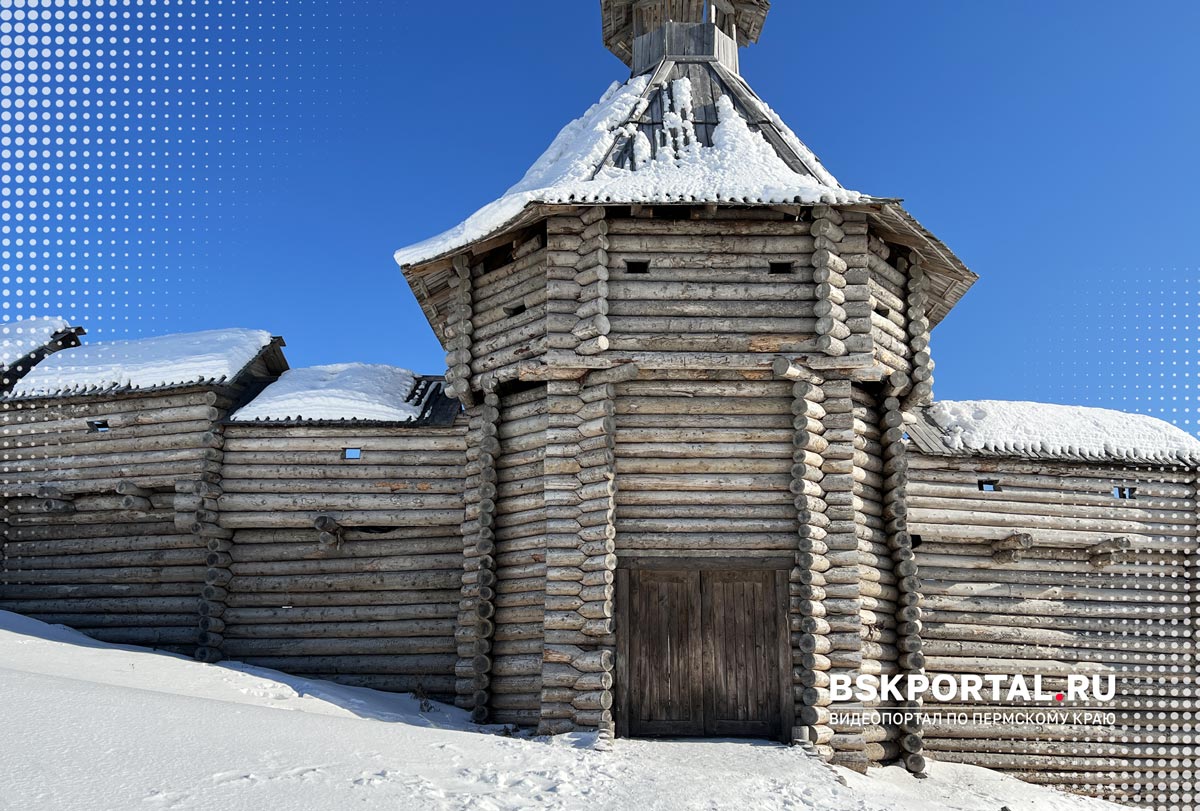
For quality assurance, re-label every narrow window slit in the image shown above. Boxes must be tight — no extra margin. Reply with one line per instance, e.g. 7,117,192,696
342,448,363,461
1113,486,1137,500
769,262,794,275
978,479,1001,492
87,420,110,434
625,260,650,274
503,302,527,317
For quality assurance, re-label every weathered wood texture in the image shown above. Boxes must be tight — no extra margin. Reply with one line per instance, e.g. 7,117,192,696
214,423,468,698
604,216,822,361
613,373,799,556
908,453,1196,802
618,567,786,739
486,384,548,725
0,388,248,656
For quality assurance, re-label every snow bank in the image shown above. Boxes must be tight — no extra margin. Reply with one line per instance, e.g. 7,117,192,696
0,610,1125,811
928,400,1200,464
8,328,274,398
395,76,861,268
232,363,427,423
0,317,73,368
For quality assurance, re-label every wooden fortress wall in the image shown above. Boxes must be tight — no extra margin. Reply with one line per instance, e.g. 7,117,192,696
907,452,1197,806
208,420,469,700
0,386,242,655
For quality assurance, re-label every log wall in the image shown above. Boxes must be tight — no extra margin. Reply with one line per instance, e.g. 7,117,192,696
0,388,241,655
613,372,799,559
908,453,1197,805
488,384,549,725
467,236,547,384
213,423,468,699
604,215,821,365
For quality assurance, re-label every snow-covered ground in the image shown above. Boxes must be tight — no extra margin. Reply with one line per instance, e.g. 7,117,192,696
0,612,1124,811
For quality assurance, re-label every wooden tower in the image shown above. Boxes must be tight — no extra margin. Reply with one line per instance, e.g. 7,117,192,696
396,0,975,770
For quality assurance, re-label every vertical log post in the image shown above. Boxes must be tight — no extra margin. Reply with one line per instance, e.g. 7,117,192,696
444,254,477,407
541,365,621,744
575,207,611,357
456,382,501,722
787,372,835,754
811,207,849,357
902,254,934,411
834,208,874,358
880,396,927,775
183,474,231,663
545,214,587,355
820,376,867,771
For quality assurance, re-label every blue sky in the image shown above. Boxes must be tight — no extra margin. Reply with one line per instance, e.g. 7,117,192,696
7,1,1199,429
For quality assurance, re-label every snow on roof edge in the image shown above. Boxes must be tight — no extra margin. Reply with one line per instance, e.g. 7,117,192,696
394,74,872,270
914,400,1200,467
231,363,447,425
7,328,277,399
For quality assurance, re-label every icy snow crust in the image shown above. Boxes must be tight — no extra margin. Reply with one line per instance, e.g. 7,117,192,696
929,400,1200,464
0,610,1126,811
9,328,274,397
395,77,862,268
0,317,72,368
233,363,424,423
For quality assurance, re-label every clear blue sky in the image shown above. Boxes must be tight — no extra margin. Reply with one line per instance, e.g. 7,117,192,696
12,1,1199,430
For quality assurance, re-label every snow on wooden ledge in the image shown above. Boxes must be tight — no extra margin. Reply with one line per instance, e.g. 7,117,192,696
925,400,1200,466
7,328,275,398
231,363,430,423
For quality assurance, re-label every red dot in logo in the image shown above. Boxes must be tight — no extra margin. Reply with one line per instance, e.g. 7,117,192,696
1055,693,1065,701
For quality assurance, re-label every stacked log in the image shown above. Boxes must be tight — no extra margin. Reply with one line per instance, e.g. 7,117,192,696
875,389,926,774
613,373,798,557
215,423,467,701
488,384,549,726
820,377,867,771
545,214,586,356
176,474,231,662
0,388,238,655
848,385,905,766
603,213,820,363
540,367,624,740
901,256,933,410
909,453,1197,802
443,254,476,406
468,234,548,382
783,368,835,753
457,393,499,716
810,206,851,358
855,232,913,375
574,208,611,356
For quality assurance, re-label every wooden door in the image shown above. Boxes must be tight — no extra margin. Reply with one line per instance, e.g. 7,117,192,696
617,566,787,740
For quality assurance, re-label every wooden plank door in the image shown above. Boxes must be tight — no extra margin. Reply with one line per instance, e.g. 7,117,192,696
621,568,705,736
701,569,783,738
617,566,786,740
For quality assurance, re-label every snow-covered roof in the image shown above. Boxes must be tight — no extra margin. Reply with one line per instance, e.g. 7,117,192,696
8,328,277,399
394,67,860,269
0,317,80,370
231,364,455,425
908,400,1200,466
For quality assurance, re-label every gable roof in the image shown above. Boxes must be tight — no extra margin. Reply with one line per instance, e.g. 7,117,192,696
7,328,283,399
907,400,1200,467
230,363,459,426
